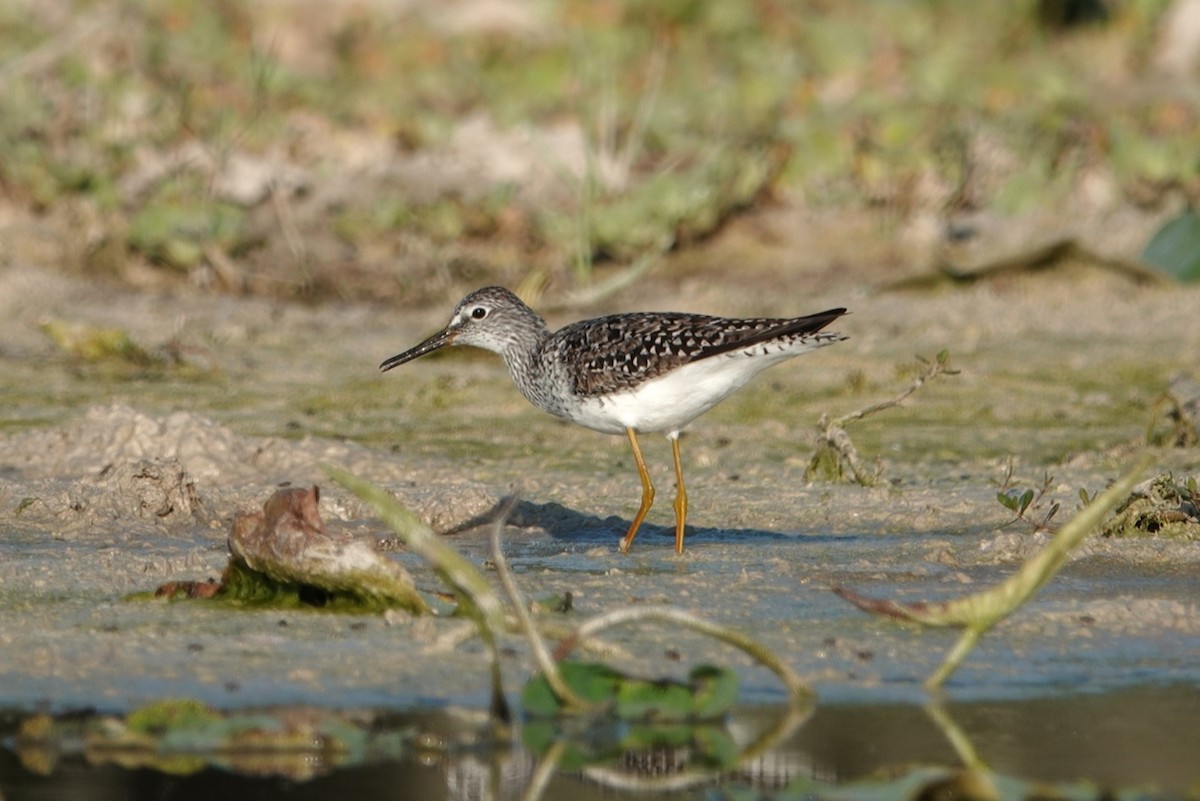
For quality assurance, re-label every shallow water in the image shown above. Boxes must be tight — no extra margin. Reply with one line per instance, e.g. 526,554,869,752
1,266,1199,797
3,688,1199,799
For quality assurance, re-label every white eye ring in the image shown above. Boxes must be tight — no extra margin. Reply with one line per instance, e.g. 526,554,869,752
471,306,488,320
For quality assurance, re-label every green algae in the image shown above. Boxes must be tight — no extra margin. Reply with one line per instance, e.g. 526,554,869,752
129,558,428,614
223,558,426,613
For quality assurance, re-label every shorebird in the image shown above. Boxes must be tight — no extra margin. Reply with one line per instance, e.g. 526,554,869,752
381,287,847,553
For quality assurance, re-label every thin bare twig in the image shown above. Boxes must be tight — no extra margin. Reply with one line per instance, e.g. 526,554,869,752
807,350,958,486
831,350,957,427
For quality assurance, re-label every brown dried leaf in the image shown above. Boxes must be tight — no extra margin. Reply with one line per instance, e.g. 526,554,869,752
227,486,428,614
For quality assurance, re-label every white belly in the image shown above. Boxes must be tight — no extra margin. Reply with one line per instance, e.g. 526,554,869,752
561,346,808,436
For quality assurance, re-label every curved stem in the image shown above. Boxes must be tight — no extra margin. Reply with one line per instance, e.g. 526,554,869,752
557,605,811,702
488,499,591,711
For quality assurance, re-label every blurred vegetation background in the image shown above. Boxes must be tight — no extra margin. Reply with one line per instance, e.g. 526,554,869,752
2,0,1198,304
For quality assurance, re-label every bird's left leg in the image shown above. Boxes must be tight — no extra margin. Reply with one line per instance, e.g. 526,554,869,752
669,433,688,554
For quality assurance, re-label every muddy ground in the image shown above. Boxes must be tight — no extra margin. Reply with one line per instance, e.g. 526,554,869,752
2,231,1199,794
4,0,1200,796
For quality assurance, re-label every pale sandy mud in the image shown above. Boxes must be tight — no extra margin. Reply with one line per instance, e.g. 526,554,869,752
1,261,1199,794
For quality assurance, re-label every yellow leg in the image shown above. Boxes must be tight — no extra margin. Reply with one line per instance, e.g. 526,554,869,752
670,434,688,554
618,427,655,554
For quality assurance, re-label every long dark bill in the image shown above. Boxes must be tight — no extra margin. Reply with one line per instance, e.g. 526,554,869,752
379,327,456,372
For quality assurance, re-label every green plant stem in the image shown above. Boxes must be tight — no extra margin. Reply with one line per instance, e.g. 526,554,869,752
556,605,811,702
488,499,592,711
325,464,511,721
923,453,1153,687
924,702,985,770
927,627,983,690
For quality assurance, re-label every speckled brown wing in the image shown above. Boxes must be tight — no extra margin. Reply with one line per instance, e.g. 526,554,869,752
552,308,847,397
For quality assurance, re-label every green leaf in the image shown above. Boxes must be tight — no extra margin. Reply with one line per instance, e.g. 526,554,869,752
522,662,622,717
615,678,694,721
689,665,739,719
692,725,740,769
619,722,694,750
1142,209,1200,282
522,662,738,721
519,720,557,756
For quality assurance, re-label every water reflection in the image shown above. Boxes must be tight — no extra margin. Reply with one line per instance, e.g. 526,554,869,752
3,685,1198,800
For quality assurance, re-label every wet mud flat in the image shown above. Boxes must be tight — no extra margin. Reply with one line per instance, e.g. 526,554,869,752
1,265,1199,798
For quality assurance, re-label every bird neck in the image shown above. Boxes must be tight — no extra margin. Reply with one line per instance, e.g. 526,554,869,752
500,324,546,373
496,316,554,408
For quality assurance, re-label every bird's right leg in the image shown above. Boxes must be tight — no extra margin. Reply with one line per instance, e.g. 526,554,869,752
618,427,655,554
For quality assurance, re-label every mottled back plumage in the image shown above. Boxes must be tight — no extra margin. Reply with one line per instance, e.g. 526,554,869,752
553,309,848,397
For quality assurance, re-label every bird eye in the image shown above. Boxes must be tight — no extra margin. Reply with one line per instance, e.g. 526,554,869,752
471,306,488,320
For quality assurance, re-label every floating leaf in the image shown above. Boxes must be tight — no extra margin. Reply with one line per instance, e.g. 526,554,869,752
125,698,223,737
689,664,741,720
692,725,741,769
522,662,623,717
615,678,696,721
522,662,738,722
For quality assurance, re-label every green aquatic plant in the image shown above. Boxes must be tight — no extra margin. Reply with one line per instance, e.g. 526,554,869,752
522,662,738,721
